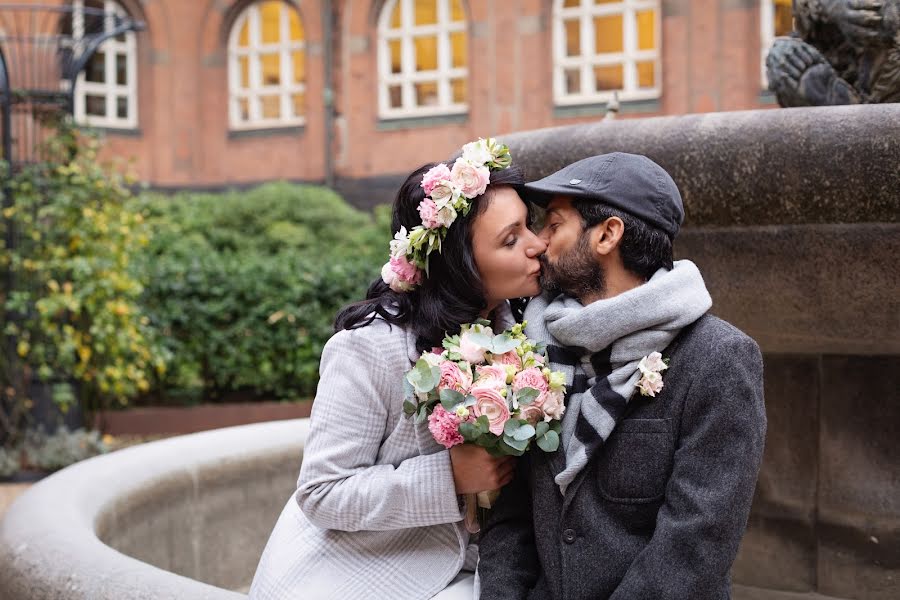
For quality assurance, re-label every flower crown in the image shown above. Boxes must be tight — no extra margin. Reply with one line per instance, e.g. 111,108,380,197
381,138,512,293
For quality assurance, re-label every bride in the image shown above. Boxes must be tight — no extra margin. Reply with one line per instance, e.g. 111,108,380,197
249,139,546,599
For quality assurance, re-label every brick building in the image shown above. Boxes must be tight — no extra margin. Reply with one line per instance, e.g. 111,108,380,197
1,0,793,206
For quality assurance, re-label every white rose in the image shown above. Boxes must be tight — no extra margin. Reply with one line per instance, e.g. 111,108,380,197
435,204,457,228
462,139,493,165
389,226,410,258
459,332,487,365
638,351,667,375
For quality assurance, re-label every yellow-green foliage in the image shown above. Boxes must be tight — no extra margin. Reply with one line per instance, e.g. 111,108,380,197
1,131,170,410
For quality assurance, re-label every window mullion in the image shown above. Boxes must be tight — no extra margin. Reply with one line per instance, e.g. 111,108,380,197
249,7,261,123
401,0,414,110
623,7,636,93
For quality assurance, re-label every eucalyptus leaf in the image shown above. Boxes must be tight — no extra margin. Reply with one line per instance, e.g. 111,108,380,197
490,333,521,354
459,422,479,442
403,400,417,417
513,423,536,441
501,436,529,453
515,387,540,405
535,421,550,437
439,388,466,410
537,429,560,452
466,331,495,350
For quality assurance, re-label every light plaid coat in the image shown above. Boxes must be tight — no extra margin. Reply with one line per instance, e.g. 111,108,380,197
249,316,481,600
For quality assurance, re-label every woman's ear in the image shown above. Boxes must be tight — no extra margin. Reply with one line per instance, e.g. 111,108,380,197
593,216,625,257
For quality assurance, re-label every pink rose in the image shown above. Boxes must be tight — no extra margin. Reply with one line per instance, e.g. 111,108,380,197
459,332,487,365
474,364,508,390
493,350,522,370
513,367,549,394
428,405,464,449
389,255,423,286
421,163,452,196
470,385,510,435
451,158,490,199
438,360,473,394
541,389,565,420
382,261,413,292
418,198,441,229
518,404,545,426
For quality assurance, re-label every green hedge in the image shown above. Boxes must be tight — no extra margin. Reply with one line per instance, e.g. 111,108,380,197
135,182,391,404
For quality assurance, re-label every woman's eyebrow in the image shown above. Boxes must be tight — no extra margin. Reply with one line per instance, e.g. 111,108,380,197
496,220,522,241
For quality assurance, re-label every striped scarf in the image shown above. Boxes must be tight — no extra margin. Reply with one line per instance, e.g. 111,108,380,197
524,260,712,494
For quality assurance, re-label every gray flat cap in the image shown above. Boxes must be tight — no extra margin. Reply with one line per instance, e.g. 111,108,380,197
522,152,685,239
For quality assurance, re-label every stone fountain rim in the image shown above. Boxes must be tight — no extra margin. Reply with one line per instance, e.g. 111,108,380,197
0,418,309,600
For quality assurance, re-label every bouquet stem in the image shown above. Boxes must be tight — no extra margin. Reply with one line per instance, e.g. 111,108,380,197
463,489,501,534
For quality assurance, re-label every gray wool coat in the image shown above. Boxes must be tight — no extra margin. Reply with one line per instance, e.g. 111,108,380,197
249,318,473,600
477,314,767,600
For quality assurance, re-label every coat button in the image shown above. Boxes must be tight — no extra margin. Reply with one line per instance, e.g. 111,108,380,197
562,528,577,544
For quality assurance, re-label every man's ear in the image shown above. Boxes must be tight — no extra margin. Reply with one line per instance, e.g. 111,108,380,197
593,217,625,257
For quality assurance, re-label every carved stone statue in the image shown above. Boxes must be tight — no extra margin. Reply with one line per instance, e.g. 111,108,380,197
766,0,900,106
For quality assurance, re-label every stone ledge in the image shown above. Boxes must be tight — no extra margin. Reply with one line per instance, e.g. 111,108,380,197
0,420,308,599
502,104,900,226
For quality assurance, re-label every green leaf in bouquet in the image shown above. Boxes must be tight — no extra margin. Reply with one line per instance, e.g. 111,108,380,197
403,376,415,400
459,422,480,442
537,429,560,452
512,423,536,441
414,404,429,424
503,419,521,437
490,333,521,355
466,331,495,351
535,421,550,437
475,432,500,449
403,400,418,417
407,360,439,394
502,435,529,452
474,415,490,435
549,419,563,434
497,438,527,456
439,388,466,411
515,387,540,405
464,394,477,407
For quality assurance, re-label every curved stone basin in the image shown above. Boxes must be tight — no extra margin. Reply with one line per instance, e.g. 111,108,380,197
0,419,308,599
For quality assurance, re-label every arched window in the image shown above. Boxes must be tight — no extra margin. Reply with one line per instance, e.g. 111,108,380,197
228,1,306,130
71,0,139,129
760,0,793,87
553,0,661,106
377,0,468,119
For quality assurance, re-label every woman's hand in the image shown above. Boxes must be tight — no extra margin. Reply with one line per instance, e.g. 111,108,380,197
450,444,516,494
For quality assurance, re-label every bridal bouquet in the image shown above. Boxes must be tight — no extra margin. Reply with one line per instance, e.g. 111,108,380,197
403,321,566,524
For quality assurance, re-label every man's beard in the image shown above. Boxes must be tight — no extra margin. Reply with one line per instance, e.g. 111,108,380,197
538,234,606,301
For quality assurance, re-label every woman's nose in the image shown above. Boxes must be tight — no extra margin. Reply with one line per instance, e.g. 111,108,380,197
525,232,547,258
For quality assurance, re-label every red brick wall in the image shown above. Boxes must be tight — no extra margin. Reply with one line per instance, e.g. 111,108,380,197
1,0,777,192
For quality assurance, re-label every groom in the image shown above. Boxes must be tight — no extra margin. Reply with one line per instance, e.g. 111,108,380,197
477,153,767,599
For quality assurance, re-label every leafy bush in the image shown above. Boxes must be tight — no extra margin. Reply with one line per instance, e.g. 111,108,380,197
135,183,391,403
0,446,19,478
1,129,171,428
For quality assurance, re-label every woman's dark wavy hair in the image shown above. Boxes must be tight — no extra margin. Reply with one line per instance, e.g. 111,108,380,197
334,163,527,353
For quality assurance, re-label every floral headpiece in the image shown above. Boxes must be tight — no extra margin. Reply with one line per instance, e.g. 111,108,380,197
381,138,512,293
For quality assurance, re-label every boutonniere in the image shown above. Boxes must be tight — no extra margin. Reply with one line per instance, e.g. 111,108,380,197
636,351,669,397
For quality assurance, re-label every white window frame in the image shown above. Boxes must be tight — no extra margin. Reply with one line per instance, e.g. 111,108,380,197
760,0,795,88
228,1,306,130
377,0,468,120
72,0,139,129
552,0,661,106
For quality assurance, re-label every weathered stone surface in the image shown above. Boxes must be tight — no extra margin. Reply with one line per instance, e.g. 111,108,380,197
817,356,900,599
0,420,308,599
502,104,900,226
733,356,820,592
675,224,900,355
